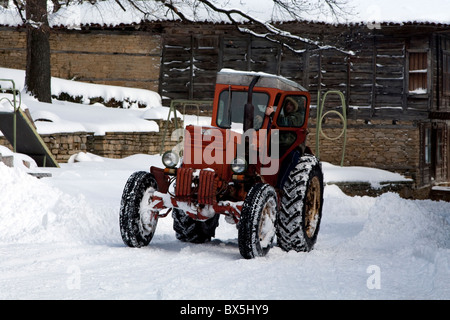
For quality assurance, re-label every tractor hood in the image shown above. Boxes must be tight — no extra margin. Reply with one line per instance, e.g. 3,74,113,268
181,124,245,181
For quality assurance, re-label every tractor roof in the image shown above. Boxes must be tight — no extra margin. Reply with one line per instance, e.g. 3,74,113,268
216,69,307,92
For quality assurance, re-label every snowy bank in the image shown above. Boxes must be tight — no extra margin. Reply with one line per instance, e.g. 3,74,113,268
0,152,449,299
322,162,412,189
0,67,184,135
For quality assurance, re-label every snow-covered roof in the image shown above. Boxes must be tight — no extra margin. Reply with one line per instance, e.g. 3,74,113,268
0,0,449,29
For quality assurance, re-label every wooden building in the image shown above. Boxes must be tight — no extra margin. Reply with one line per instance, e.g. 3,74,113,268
1,18,449,196
158,21,450,195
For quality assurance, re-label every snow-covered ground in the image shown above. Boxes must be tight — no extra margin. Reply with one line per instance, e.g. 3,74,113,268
1,68,449,300
0,151,449,300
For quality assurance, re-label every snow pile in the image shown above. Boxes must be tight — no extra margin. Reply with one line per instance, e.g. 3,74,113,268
27,99,161,135
322,162,412,188
0,162,112,244
50,76,162,109
0,67,210,136
0,67,179,135
0,145,38,171
0,67,162,109
352,193,450,251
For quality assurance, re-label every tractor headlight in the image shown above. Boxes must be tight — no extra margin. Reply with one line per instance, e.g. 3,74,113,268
230,157,247,174
162,151,179,168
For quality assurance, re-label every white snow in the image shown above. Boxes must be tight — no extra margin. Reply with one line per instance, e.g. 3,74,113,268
0,67,212,136
0,0,448,301
0,69,449,299
0,151,449,300
409,88,428,95
322,162,412,189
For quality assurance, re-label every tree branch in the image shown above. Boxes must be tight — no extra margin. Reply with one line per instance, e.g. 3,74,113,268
155,0,352,55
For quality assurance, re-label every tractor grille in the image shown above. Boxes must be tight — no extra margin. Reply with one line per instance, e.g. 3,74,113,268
198,170,217,205
175,168,217,205
175,167,193,198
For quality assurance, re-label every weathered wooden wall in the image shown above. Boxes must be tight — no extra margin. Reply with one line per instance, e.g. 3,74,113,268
159,22,450,122
2,23,447,120
0,27,161,92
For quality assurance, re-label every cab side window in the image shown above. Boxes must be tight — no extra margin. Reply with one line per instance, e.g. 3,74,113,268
276,96,306,128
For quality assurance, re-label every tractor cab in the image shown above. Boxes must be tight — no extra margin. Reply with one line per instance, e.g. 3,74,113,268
210,69,312,186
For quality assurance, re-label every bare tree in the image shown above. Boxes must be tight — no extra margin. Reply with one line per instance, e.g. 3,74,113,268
12,0,51,102
12,0,349,103
25,0,51,103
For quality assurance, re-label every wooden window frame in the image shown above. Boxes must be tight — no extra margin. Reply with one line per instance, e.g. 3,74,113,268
407,50,430,98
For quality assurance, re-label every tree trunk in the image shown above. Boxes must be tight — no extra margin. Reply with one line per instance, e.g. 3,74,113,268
25,0,52,103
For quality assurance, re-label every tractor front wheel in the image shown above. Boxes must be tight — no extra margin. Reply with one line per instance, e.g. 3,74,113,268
238,183,278,259
277,154,324,252
119,171,159,248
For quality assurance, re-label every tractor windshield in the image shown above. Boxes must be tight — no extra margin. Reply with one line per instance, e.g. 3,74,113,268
216,90,269,131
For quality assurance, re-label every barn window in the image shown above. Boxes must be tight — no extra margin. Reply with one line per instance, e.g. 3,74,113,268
408,51,428,95
444,51,450,96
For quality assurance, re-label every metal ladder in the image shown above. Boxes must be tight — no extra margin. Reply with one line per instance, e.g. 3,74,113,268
0,78,21,152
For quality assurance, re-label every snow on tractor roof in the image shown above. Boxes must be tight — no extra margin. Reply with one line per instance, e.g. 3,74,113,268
216,68,307,92
216,69,308,91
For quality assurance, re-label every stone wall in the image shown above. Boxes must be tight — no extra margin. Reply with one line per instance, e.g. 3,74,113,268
42,132,92,163
86,119,182,159
306,119,421,182
1,117,420,179
0,131,92,163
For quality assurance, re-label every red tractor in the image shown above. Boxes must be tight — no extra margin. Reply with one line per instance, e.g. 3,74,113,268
119,69,324,259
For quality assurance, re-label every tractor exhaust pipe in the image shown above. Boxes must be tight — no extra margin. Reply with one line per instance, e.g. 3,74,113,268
243,75,260,132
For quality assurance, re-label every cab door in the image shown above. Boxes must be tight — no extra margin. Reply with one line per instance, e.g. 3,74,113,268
260,92,310,185
271,92,310,160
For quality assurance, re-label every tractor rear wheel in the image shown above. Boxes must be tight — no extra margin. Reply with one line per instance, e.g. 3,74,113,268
172,208,220,243
238,183,278,259
277,154,324,252
119,171,159,248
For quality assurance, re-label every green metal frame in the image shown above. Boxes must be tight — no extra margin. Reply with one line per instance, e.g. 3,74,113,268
0,79,21,152
0,78,59,167
159,99,213,155
316,90,347,166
